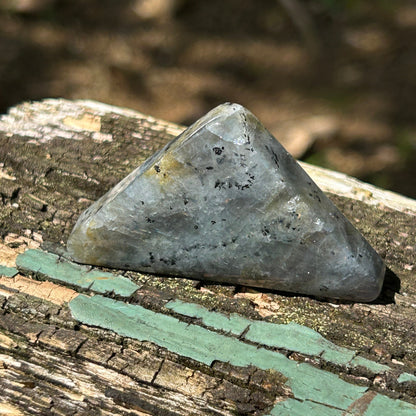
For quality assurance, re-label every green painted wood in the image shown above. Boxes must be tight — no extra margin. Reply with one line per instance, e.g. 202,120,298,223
320,347,356,366
70,294,378,413
348,355,390,374
14,251,415,414
246,320,356,363
166,298,249,335
0,265,18,277
268,398,341,416
365,393,416,416
398,373,416,384
270,394,416,416
166,299,389,373
16,249,139,297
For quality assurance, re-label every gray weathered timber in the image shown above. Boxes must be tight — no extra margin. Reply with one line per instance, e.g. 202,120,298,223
68,103,385,302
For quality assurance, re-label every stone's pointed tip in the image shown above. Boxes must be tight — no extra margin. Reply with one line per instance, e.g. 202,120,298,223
206,102,251,118
223,102,245,110
68,103,385,302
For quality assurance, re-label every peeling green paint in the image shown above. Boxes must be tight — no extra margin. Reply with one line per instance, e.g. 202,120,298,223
365,393,416,416
268,398,341,416
320,346,355,366
349,355,390,374
16,249,139,297
70,294,371,411
70,295,416,415
15,250,416,415
270,393,416,416
165,298,249,335
247,320,349,359
166,299,387,373
398,373,416,383
0,265,18,277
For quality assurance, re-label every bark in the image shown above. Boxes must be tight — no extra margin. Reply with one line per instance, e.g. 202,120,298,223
0,99,415,415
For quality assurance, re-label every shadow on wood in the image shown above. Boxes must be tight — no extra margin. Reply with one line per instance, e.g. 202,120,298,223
374,267,401,305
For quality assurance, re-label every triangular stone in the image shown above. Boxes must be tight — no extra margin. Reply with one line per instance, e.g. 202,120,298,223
67,103,385,302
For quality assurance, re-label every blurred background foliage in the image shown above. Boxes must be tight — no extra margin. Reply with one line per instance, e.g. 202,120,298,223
0,0,415,198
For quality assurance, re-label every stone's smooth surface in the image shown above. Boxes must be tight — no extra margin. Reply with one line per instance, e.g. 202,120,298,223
67,103,385,302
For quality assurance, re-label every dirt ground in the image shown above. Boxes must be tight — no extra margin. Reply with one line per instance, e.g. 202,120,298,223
0,0,415,198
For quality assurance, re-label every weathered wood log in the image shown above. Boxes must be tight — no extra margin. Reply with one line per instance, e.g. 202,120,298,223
0,99,415,415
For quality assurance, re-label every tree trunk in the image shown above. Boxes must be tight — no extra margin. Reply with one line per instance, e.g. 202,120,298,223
0,99,415,415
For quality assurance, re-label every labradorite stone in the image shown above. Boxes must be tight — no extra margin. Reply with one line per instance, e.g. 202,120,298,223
67,103,385,302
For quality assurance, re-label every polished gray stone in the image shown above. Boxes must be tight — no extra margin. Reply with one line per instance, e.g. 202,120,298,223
67,103,385,301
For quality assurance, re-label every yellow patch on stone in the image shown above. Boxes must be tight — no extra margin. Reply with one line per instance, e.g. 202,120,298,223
144,152,193,187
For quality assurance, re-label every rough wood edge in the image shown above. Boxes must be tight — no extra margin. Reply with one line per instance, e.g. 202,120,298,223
299,162,416,216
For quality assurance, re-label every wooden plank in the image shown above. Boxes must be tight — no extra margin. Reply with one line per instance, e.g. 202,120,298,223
0,98,415,415
1,248,416,414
